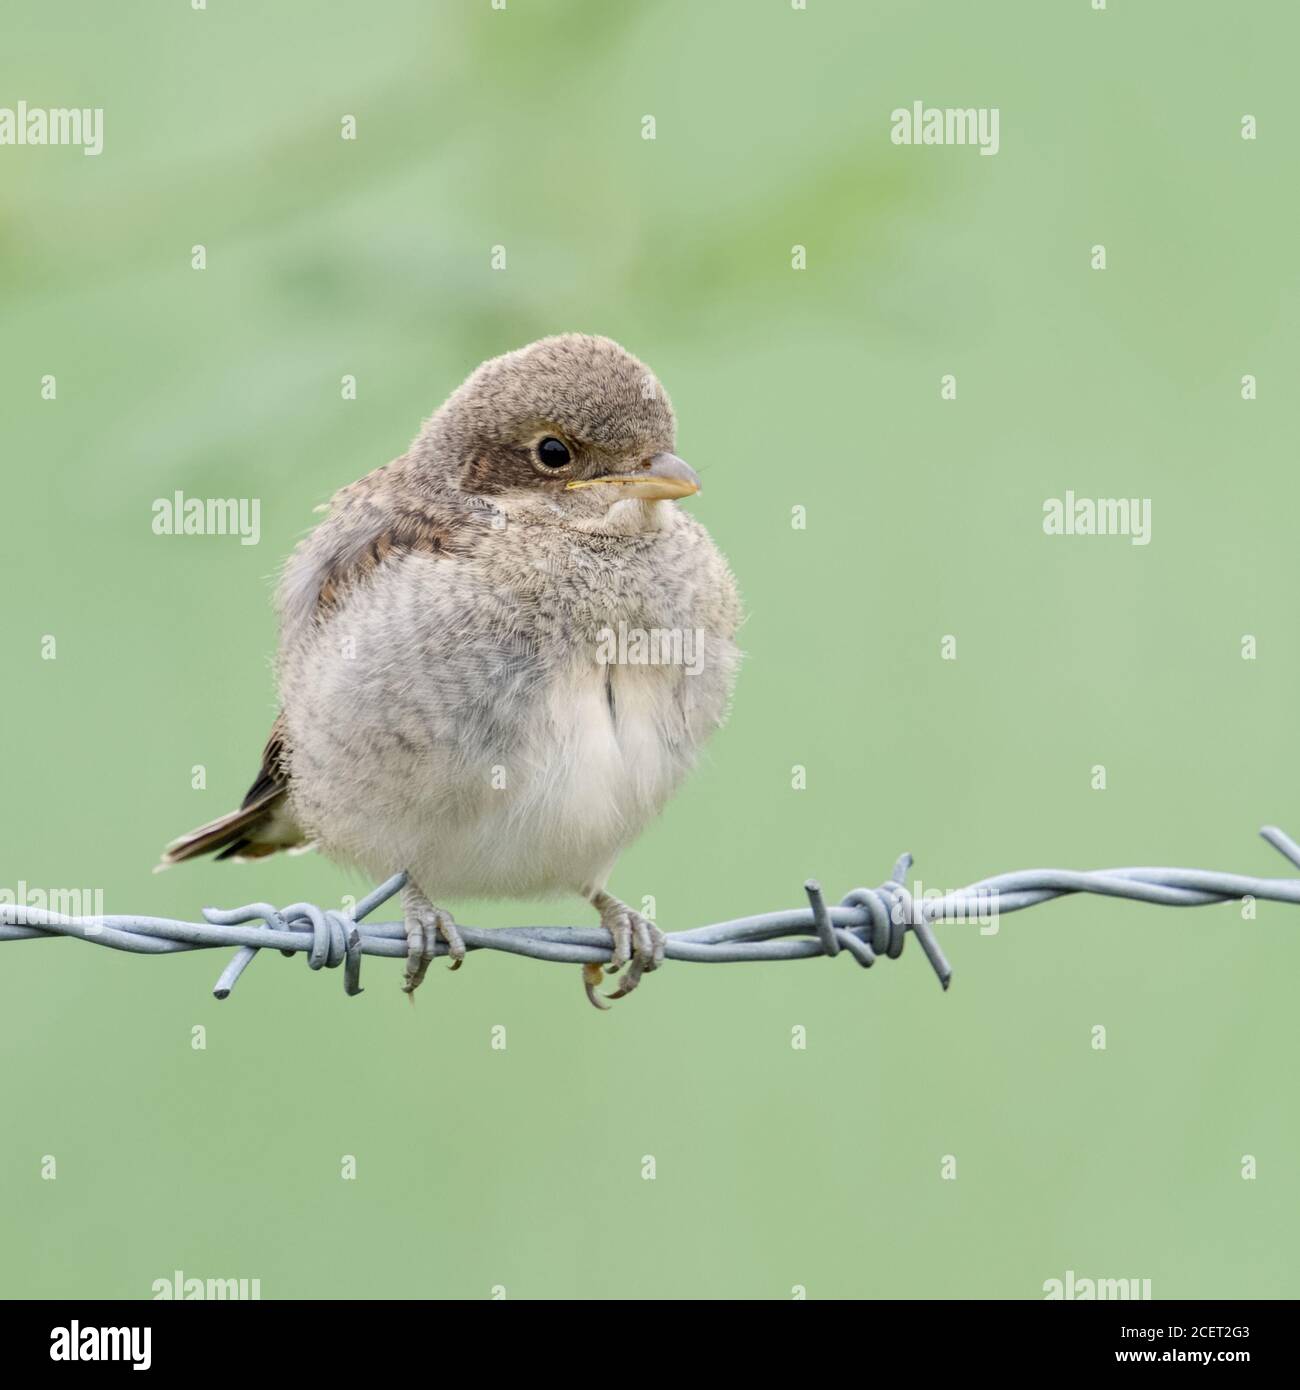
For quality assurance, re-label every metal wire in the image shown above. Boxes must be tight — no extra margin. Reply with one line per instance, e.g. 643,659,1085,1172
3,825,1299,1001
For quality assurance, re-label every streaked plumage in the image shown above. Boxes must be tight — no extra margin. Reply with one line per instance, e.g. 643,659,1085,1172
163,334,742,1005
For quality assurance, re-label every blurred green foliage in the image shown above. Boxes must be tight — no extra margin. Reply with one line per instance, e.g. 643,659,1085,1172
1,0,1297,1298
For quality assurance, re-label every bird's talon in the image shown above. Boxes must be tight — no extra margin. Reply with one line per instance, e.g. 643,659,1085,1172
632,918,666,974
604,963,643,1001
402,884,462,997
588,895,664,1004
604,918,632,974
438,913,467,971
583,962,610,1011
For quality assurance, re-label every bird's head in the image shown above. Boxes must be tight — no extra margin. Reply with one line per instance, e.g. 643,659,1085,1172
417,334,701,522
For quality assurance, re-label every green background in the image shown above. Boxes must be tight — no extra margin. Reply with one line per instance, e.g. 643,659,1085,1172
2,0,1296,1300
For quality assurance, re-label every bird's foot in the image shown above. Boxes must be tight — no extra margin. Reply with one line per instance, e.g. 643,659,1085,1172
584,893,665,1009
401,882,465,997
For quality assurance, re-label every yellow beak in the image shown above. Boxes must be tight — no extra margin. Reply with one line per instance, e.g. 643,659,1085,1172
565,451,702,501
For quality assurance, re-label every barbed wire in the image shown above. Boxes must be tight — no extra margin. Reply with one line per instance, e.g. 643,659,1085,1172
3,824,1299,1001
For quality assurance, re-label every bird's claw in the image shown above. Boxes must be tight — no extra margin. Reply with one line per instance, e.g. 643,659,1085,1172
583,962,611,1011
402,884,465,998
585,897,665,1008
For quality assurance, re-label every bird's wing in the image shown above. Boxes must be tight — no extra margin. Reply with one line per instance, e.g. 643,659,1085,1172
161,471,477,869
278,461,472,646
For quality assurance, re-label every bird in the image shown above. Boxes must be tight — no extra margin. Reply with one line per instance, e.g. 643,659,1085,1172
160,334,742,1007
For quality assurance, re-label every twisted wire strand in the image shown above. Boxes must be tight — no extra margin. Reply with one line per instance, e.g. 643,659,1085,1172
3,825,1298,1001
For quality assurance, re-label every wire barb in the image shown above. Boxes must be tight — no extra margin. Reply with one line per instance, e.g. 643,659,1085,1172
3,828,1298,1001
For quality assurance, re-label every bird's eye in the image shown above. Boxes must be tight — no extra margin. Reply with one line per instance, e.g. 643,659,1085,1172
536,436,571,469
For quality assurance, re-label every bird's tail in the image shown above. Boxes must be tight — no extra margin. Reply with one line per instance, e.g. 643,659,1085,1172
156,793,301,870
156,715,305,870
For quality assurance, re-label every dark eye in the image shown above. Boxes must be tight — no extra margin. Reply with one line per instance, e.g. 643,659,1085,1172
536,436,571,469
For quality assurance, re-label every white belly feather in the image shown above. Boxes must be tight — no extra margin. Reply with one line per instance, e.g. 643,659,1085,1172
432,661,687,898
290,656,695,902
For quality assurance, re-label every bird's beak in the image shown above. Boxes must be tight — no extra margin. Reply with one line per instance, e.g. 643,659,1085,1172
565,452,702,501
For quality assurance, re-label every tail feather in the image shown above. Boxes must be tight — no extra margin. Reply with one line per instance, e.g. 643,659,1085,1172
157,714,303,868
158,792,296,868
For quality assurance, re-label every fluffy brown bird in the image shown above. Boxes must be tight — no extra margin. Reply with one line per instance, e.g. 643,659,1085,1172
162,334,742,1006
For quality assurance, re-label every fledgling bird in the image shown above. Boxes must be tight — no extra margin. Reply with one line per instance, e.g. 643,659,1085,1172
161,335,742,1007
